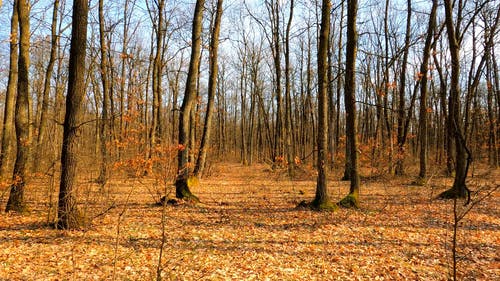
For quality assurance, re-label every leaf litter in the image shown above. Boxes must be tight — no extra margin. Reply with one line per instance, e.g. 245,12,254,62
0,163,498,280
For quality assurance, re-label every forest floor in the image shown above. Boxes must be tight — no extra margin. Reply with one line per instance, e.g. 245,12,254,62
0,163,499,280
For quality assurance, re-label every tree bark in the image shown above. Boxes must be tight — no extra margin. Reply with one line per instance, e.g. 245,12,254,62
312,0,334,210
0,0,19,180
97,0,110,184
438,0,470,200
35,0,59,173
395,0,412,176
175,0,205,201
6,0,30,213
417,0,437,180
194,0,223,178
56,0,89,229
284,0,295,177
339,0,360,208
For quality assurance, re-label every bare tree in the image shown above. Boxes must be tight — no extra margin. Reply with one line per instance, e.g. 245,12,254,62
311,0,335,210
417,0,437,180
339,0,360,208
175,0,206,201
194,0,223,178
438,0,475,200
96,0,111,184
0,0,19,180
5,0,31,213
56,0,89,229
35,0,60,172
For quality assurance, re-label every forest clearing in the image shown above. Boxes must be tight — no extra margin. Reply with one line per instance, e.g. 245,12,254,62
1,163,498,280
1,0,500,279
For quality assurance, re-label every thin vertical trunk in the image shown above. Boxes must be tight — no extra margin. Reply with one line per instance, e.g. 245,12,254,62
284,0,295,177
438,0,470,200
488,48,499,166
312,0,334,210
148,0,165,161
383,0,393,175
97,0,110,184
267,0,284,165
335,2,344,155
0,0,19,180
35,0,59,172
194,0,223,177
339,0,360,208
119,0,131,149
175,0,205,201
6,0,30,213
56,0,89,229
395,0,412,176
418,0,438,179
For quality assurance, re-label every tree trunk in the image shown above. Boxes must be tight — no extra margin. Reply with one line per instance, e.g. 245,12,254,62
56,0,89,229
175,0,205,201
417,0,437,180
284,0,295,177
6,0,30,213
0,0,19,180
97,0,110,184
438,0,470,200
194,0,223,177
395,0,412,176
35,0,59,173
339,0,360,209
311,0,335,210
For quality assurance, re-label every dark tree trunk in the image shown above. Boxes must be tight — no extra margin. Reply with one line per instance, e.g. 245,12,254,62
339,0,360,209
35,0,59,173
284,0,295,177
311,0,335,210
395,0,412,176
175,0,205,201
97,0,110,184
6,0,30,213
0,0,19,180
194,0,223,178
417,0,437,180
438,0,470,200
56,0,89,229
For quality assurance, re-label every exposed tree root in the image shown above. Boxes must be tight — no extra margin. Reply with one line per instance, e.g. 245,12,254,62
338,193,359,209
175,177,200,204
296,200,338,211
437,186,470,201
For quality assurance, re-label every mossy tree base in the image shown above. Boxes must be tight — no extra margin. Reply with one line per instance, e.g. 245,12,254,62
175,177,200,204
338,193,359,209
296,200,338,211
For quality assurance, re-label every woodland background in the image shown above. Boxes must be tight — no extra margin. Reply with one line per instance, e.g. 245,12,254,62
0,0,499,280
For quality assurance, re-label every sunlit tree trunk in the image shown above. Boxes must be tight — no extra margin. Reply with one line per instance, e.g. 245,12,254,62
284,0,295,177
339,0,360,208
97,0,110,184
175,0,205,201
0,0,19,180
312,0,334,210
417,0,437,180
149,0,166,161
35,0,59,173
6,0,30,213
56,0,89,229
194,0,223,177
